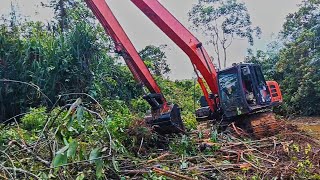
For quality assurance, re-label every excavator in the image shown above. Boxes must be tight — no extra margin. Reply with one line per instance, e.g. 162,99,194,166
85,0,283,138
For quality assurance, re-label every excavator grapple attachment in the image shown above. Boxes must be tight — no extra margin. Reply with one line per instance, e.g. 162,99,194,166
150,104,185,134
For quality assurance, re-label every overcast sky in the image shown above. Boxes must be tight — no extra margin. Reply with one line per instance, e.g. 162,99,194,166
0,0,302,80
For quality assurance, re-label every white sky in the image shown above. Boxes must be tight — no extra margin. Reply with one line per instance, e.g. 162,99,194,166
0,0,302,80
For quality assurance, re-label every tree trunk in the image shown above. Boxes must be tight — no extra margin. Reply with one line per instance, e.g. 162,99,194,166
213,39,221,69
223,47,227,68
58,0,67,32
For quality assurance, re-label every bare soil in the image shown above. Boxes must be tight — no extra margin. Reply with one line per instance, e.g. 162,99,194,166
290,116,320,138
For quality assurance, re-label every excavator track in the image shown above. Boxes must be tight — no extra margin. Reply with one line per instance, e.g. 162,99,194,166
243,111,281,138
194,111,281,140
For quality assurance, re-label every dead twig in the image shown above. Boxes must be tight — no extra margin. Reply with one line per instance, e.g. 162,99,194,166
201,155,227,178
152,167,194,180
0,79,52,105
8,140,50,166
0,173,8,180
1,167,40,179
146,152,170,164
0,151,16,178
0,165,14,180
120,169,149,175
137,137,144,155
240,151,265,171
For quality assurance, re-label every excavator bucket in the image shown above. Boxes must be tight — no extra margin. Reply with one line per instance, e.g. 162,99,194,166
150,104,185,134
143,94,185,134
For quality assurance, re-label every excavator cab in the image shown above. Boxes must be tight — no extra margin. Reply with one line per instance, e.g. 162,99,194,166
217,63,282,118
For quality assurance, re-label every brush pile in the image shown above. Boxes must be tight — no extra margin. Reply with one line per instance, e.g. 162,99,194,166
0,102,319,179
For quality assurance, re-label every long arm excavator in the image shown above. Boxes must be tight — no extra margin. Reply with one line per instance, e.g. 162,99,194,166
85,0,184,134
131,0,283,137
86,0,283,137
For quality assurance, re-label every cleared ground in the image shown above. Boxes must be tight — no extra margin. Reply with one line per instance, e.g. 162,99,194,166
291,117,320,138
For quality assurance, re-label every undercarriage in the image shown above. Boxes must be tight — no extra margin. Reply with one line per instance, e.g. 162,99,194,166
196,111,281,139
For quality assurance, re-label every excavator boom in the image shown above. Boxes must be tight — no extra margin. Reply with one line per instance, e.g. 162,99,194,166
131,0,218,111
130,0,283,137
85,0,161,95
85,0,185,134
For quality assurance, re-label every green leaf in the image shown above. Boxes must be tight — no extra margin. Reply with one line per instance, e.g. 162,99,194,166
95,159,104,178
76,173,85,180
222,160,231,164
89,147,101,163
68,126,79,133
163,166,170,171
67,140,78,159
63,137,69,146
180,161,188,169
112,156,119,172
67,115,75,129
53,153,68,167
76,106,84,124
56,145,69,155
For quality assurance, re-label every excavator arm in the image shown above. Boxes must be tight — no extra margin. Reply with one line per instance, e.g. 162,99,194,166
85,0,185,133
85,0,161,96
131,0,218,112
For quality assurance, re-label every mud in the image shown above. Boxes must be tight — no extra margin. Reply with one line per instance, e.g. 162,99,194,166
290,117,320,139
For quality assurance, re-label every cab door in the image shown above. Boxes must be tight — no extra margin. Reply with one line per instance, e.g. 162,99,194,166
218,66,250,118
249,65,272,106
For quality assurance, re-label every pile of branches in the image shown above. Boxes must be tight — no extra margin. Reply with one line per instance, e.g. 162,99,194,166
0,98,320,179
120,123,320,179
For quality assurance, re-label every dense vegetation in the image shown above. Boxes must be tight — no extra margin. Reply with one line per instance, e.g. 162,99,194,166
245,0,320,116
0,5,143,121
0,0,319,179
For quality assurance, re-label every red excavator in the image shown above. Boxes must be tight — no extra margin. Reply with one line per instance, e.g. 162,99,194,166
85,0,283,137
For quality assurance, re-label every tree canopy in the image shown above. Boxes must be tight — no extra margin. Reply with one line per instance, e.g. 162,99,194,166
246,0,320,116
139,45,171,77
189,0,261,68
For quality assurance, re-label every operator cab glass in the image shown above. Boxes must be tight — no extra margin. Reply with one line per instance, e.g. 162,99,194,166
218,64,272,118
250,65,272,105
